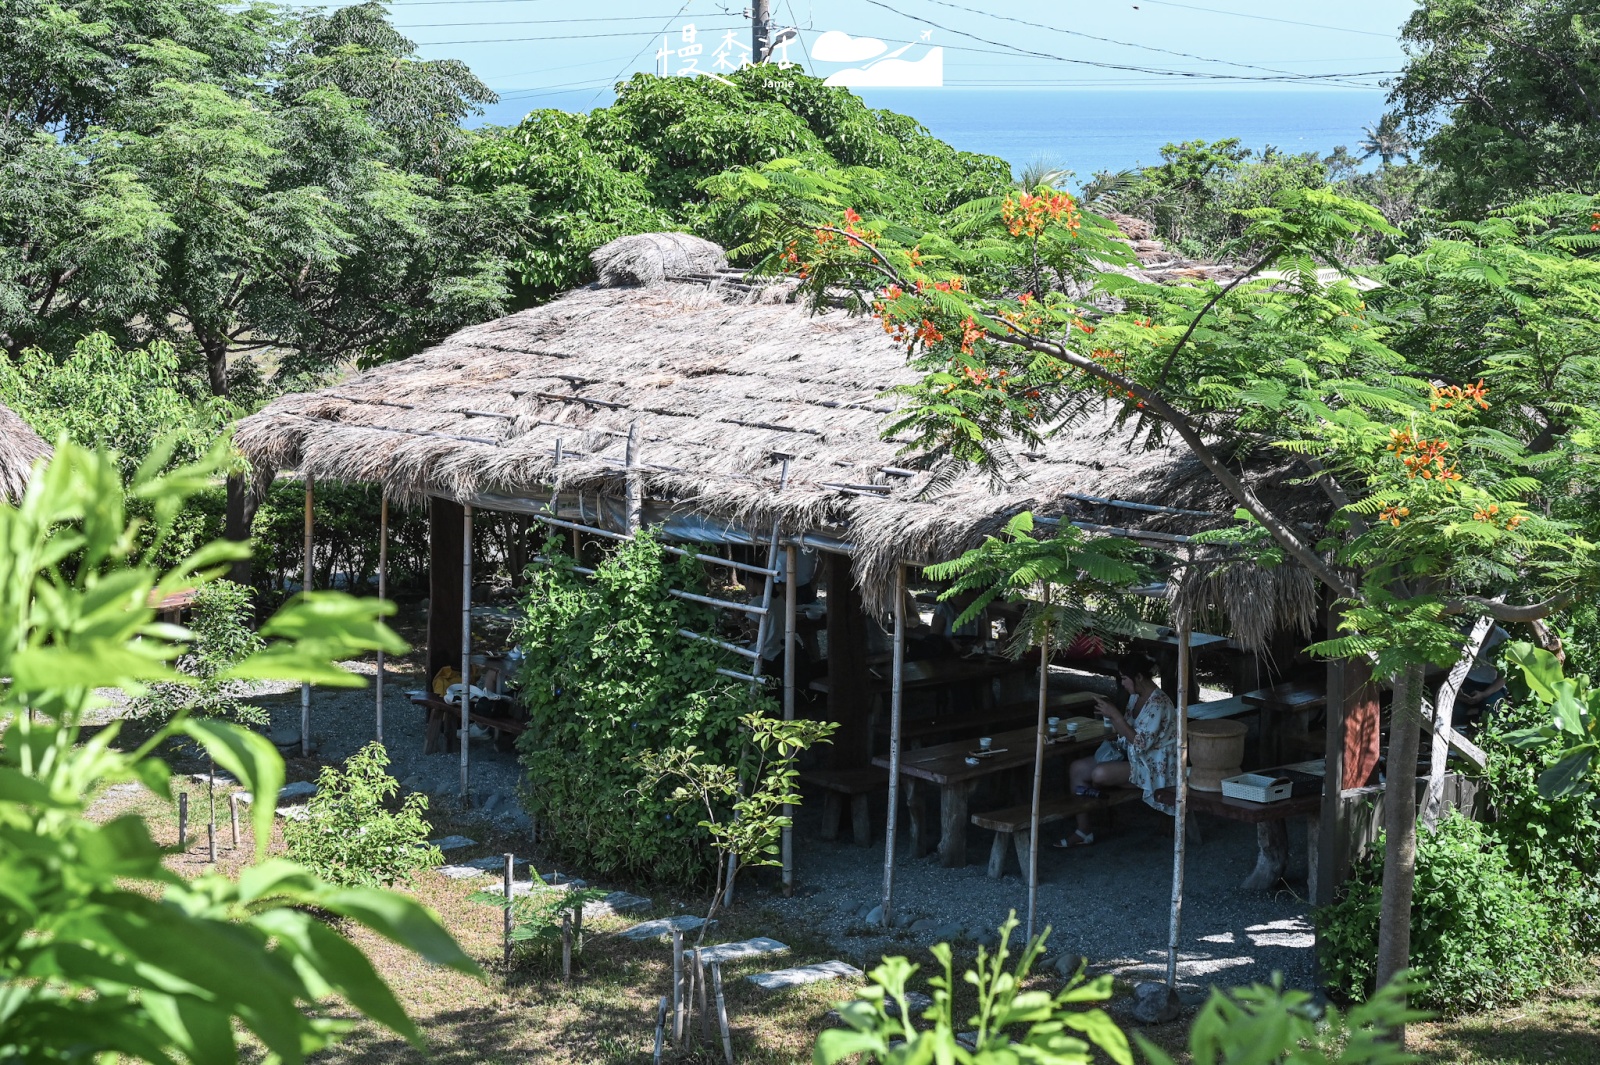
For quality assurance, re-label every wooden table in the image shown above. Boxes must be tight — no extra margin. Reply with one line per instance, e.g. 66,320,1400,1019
873,721,1110,867
1242,683,1327,765
809,654,1028,698
1158,762,1325,894
872,690,1098,745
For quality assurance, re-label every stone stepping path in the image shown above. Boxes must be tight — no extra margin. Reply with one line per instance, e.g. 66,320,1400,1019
479,876,591,897
582,891,649,919
438,865,488,880
240,781,316,806
617,915,710,941
692,938,788,966
277,806,310,822
428,835,476,852
825,990,931,1023
463,855,528,872
749,960,860,991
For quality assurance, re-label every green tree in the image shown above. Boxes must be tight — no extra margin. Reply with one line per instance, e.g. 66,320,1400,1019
1390,0,1600,215
285,742,445,888
0,438,478,1062
709,169,1600,1040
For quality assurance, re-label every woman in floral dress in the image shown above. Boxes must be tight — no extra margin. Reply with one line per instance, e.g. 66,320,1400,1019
1055,652,1177,848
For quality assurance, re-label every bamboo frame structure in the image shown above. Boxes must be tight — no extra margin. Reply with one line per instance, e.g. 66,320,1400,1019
879,563,906,925
376,493,388,744
1165,608,1193,993
460,504,473,801
300,478,313,758
1026,585,1052,942
781,543,798,895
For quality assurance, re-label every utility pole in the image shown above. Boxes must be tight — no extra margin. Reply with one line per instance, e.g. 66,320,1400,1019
752,0,772,62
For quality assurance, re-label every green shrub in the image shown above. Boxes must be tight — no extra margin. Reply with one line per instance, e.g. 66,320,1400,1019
512,531,772,887
1480,695,1600,955
284,742,442,887
468,871,605,968
137,579,267,729
1317,811,1562,1012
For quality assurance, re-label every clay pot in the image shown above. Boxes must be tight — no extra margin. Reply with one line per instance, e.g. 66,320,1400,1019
1187,718,1248,792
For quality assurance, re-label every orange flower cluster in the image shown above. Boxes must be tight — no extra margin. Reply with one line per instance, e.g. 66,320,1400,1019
1388,429,1462,481
1089,348,1144,408
1473,502,1502,521
916,319,944,346
1431,379,1490,412
1001,192,1081,238
1591,211,1599,233
959,316,984,356
1471,503,1527,529
933,276,965,293
780,239,810,279
997,295,1045,335
1377,504,1411,526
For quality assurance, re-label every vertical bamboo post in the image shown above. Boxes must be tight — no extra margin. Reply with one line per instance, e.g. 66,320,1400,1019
502,852,515,967
653,996,669,1064
1166,608,1193,993
712,962,734,1065
376,493,388,743
301,477,313,757
561,909,573,983
207,822,216,864
880,563,906,926
229,792,240,848
624,422,642,533
573,893,584,955
781,542,798,896
178,791,188,849
1027,585,1052,942
460,504,473,803
695,947,710,1041
671,928,685,1043
207,766,217,864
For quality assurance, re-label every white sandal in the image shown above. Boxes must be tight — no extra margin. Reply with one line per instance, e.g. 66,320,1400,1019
1052,830,1095,849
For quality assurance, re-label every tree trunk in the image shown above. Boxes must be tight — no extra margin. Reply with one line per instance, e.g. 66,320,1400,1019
1376,661,1425,1045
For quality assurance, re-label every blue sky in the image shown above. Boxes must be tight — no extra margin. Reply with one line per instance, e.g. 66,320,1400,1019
318,0,1418,102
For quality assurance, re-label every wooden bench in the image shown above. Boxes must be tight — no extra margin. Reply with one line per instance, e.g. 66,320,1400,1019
970,790,1142,878
799,767,888,847
1187,695,1251,720
411,694,526,753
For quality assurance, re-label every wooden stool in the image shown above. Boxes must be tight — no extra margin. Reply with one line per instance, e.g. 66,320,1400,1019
799,767,888,846
970,790,1141,878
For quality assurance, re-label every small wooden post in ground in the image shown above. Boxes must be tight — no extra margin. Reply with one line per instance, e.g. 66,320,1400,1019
229,793,240,848
671,928,685,1043
712,962,734,1065
695,947,710,1041
177,792,188,849
207,822,216,865
502,853,514,967
561,910,573,983
572,896,584,956
653,996,668,1064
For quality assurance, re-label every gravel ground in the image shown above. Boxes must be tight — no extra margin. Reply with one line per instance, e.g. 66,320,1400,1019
98,640,1319,999
759,791,1320,996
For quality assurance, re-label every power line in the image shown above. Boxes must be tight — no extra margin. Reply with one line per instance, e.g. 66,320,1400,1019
593,0,697,107
911,0,1348,79
853,0,1395,85
393,14,716,29
412,24,743,45
1132,0,1399,39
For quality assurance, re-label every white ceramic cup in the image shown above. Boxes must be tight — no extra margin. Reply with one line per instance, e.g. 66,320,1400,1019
979,736,993,750
1047,716,1060,728
1066,721,1080,736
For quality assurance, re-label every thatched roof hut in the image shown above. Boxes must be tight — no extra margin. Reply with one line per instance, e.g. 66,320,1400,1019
0,403,49,502
235,234,1323,646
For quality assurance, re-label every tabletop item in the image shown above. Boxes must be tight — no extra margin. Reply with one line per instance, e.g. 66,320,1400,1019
978,736,993,750
1220,772,1293,804
964,756,981,766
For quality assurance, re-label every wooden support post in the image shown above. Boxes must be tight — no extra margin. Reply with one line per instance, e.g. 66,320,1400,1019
460,504,473,802
503,853,515,967
712,962,734,1065
1026,585,1051,942
178,791,188,849
624,422,643,533
880,563,905,926
301,477,313,758
695,946,711,1041
1167,610,1192,993
426,497,465,687
376,493,388,744
781,543,798,896
824,554,870,768
207,822,216,865
229,792,240,848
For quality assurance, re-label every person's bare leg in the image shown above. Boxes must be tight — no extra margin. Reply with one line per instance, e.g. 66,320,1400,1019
1077,761,1132,834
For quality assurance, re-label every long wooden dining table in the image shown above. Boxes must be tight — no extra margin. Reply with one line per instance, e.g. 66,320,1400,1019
873,700,1104,868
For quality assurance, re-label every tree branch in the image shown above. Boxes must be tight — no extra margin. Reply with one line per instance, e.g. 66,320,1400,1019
1153,249,1277,391
1442,593,1568,623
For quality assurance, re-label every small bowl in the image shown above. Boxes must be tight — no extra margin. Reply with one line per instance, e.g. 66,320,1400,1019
964,756,982,766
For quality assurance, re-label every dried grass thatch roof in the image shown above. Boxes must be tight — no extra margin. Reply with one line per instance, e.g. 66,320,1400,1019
235,235,1324,638
0,403,49,502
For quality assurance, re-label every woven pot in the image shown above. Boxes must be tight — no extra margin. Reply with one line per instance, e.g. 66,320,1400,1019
1187,718,1248,792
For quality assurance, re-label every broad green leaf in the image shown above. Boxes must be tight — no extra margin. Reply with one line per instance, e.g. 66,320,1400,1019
318,888,482,977
177,720,283,858
1538,744,1598,799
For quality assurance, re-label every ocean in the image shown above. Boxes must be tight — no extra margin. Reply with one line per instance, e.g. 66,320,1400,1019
474,86,1389,184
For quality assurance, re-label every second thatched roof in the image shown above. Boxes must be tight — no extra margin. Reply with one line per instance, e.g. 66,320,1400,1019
234,234,1323,638
0,403,49,502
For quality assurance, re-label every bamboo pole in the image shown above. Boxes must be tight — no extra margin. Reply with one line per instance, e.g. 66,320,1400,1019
625,422,642,533
503,853,515,967
653,996,668,1064
880,563,906,925
460,504,473,802
229,792,239,848
1026,585,1052,942
178,791,188,849
671,928,685,1043
301,477,313,758
1166,608,1192,993
712,962,734,1065
781,543,798,896
376,493,388,743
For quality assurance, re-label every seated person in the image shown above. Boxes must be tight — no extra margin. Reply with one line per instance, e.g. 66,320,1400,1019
1458,622,1510,723
1055,652,1178,848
